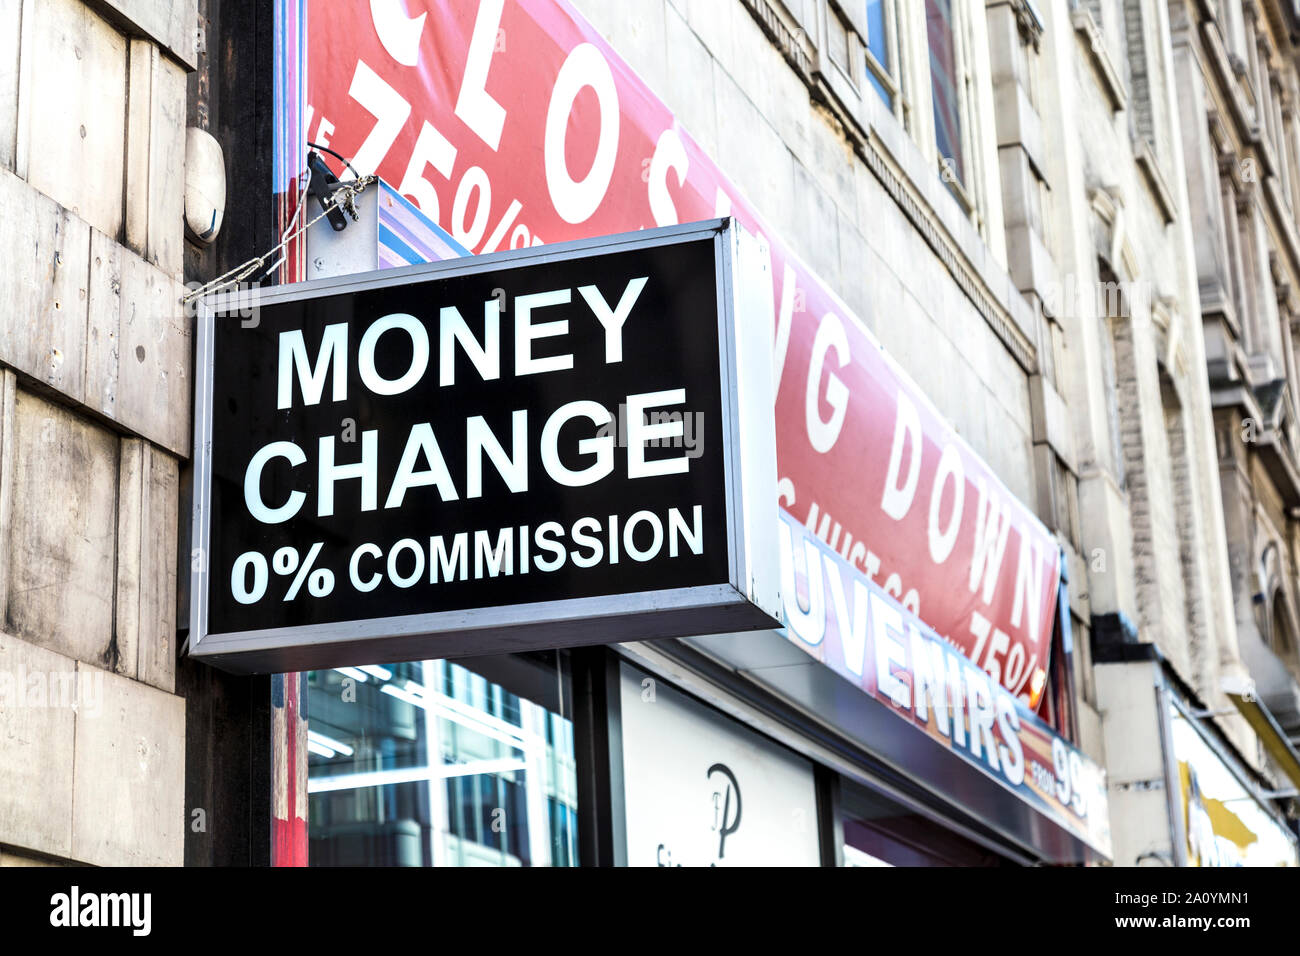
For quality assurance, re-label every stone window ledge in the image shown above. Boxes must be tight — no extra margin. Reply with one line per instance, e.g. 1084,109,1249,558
1072,8,1127,113
1135,140,1177,225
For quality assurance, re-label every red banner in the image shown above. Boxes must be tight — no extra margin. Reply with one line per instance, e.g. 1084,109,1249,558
301,0,1060,706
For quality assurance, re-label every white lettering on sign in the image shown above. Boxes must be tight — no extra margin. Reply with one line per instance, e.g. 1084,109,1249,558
997,693,1026,786
385,423,458,507
278,324,348,410
347,59,410,177
342,507,704,589
776,511,1054,801
647,128,689,227
249,276,695,524
1012,535,1046,645
627,389,689,479
245,442,307,523
805,313,849,454
578,276,647,363
454,0,507,150
244,392,697,525
881,391,921,521
276,277,646,401
778,517,825,647
825,557,869,678
466,411,528,498
319,431,379,517
910,628,949,735
928,444,964,564
872,596,909,709
369,0,425,68
515,289,574,376
969,479,1011,603
540,400,614,487
544,43,620,224
439,301,500,385
398,119,457,221
359,313,429,395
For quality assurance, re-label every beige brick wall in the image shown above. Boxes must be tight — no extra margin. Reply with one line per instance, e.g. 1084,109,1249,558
0,0,194,867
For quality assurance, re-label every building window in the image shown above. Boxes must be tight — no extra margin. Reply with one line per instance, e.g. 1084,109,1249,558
1161,369,1209,694
1098,266,1128,488
306,652,578,866
865,0,898,111
1219,174,1246,334
1270,592,1298,663
827,5,851,76
1283,108,1300,219
926,0,966,188
1235,192,1262,352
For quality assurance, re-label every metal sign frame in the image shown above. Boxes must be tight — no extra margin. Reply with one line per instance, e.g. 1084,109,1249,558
188,219,780,673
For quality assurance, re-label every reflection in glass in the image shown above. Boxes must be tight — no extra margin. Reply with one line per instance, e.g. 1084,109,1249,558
865,0,893,109
925,0,964,187
307,653,577,866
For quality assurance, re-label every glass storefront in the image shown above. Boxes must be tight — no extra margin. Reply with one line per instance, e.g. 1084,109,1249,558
302,646,1107,866
306,652,577,866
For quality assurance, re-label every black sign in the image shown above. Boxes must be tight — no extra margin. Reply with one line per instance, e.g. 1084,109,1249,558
190,221,779,672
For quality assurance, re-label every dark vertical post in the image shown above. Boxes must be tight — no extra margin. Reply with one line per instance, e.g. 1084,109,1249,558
185,0,277,284
180,666,272,866
572,647,626,867
814,764,844,867
180,0,277,866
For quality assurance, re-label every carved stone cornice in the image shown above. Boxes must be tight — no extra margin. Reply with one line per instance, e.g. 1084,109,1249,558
1007,0,1044,51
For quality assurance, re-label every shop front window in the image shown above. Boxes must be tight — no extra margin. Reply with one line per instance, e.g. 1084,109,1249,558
307,651,578,866
1168,703,1298,867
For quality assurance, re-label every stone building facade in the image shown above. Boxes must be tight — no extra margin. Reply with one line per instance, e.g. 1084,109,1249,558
571,0,1299,863
0,0,194,865
1,0,1299,866
1171,0,1300,752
